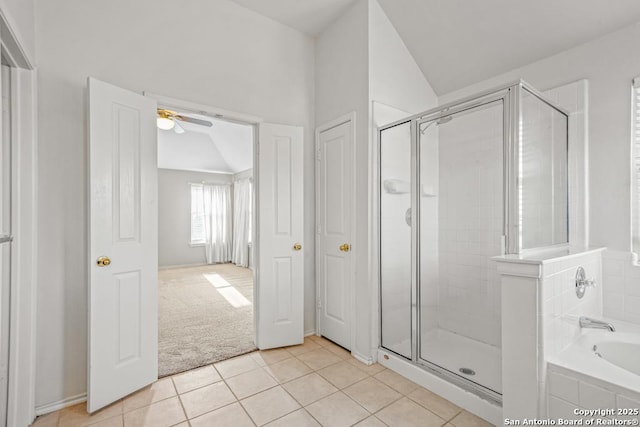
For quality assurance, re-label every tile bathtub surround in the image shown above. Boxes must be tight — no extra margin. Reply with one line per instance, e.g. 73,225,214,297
602,249,640,325
495,247,604,419
547,367,640,422
30,336,493,427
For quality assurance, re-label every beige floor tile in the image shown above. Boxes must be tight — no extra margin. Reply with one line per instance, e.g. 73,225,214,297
408,387,462,420
286,340,321,356
282,373,338,406
251,348,292,366
90,416,123,427
317,361,368,389
305,392,369,427
354,416,387,427
172,424,190,427
374,369,420,395
226,367,278,399
265,409,321,426
343,377,402,413
450,411,494,427
30,411,60,427
179,381,237,419
58,401,123,427
347,359,386,375
320,341,351,359
172,365,221,394
123,378,177,412
307,336,333,347
240,386,300,426
376,397,445,427
215,354,261,379
123,396,186,427
264,358,312,383
297,349,342,371
189,402,254,427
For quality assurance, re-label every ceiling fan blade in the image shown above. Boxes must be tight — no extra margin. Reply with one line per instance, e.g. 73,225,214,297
175,115,213,127
173,118,185,134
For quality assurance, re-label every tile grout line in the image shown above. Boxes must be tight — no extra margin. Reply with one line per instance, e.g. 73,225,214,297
218,364,259,427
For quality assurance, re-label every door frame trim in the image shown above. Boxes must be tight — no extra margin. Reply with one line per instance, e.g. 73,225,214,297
143,91,264,351
314,112,356,351
0,10,38,425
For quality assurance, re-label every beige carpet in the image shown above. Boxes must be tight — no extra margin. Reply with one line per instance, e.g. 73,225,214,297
158,263,256,377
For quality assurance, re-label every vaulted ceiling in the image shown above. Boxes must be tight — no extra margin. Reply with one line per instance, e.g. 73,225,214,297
230,0,640,94
158,113,253,174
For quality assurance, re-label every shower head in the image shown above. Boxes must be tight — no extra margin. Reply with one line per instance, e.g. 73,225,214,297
419,115,454,134
436,116,452,125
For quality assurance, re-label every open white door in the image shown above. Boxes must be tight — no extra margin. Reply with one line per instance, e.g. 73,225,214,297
88,78,158,412
256,123,304,349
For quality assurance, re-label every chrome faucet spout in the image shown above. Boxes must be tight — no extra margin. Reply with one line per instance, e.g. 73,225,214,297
579,316,615,332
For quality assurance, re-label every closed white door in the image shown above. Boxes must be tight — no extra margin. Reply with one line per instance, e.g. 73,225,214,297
256,123,305,349
87,78,158,412
317,120,353,350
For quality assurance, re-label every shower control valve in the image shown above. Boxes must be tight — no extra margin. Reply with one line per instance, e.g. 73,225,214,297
575,266,596,299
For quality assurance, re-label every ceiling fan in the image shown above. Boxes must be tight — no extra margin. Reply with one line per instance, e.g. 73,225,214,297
156,109,213,134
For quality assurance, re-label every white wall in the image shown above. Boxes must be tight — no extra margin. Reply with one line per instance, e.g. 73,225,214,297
158,169,232,268
315,0,369,358
34,0,315,408
316,0,437,361
0,0,35,65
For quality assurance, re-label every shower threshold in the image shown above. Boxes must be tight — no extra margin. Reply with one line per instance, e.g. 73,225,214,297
420,329,502,395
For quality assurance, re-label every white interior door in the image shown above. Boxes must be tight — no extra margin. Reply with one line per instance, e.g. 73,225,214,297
317,119,353,350
256,123,304,349
88,78,158,412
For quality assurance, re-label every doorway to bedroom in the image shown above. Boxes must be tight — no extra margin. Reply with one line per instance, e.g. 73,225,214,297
156,109,255,377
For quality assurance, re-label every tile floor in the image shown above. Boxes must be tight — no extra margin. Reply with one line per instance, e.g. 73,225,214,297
30,336,494,427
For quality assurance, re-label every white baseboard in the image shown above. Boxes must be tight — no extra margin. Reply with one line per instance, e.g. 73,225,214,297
35,393,87,416
304,330,316,337
159,262,208,270
352,351,374,366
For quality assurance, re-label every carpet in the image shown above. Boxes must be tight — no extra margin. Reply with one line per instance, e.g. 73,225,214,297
158,263,256,377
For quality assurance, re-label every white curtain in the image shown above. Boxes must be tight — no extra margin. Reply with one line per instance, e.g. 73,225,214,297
232,178,252,267
202,184,232,264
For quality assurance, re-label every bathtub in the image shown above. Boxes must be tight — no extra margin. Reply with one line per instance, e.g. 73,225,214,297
546,320,640,420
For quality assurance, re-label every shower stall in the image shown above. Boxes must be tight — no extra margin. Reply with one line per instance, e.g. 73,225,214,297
378,81,569,404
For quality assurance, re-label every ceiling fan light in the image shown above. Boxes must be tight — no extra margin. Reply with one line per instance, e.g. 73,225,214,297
157,117,175,130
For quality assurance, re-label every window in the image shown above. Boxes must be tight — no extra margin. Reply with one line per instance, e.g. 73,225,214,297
190,183,206,245
632,77,640,254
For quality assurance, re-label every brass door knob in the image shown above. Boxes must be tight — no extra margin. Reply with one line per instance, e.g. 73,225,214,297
97,256,111,267
293,243,302,251
339,243,350,252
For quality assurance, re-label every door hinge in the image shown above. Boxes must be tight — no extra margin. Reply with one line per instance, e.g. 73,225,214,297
317,300,322,309
316,150,321,161
316,225,321,234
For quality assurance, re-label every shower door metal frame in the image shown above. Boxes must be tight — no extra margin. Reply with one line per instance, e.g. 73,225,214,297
413,89,510,405
377,80,570,406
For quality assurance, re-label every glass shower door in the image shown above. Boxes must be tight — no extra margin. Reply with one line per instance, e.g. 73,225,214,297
379,121,413,359
418,100,504,395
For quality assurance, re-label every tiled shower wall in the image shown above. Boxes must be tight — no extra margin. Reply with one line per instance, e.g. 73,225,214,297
435,102,503,347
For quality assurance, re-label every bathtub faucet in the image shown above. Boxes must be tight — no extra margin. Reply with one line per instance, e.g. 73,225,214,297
579,316,616,332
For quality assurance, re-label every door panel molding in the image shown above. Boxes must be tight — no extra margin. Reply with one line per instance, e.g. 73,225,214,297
315,112,356,351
